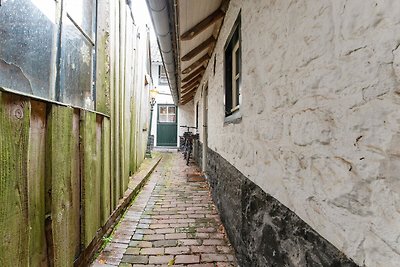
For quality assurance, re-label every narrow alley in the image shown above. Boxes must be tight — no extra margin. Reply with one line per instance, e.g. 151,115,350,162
93,152,237,267
2,0,400,266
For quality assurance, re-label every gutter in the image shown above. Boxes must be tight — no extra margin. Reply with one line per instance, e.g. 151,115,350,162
145,0,179,105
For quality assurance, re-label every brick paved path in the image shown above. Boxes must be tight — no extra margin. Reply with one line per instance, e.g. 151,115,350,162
93,152,237,267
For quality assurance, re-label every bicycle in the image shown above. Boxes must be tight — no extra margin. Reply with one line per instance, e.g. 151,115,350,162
179,125,197,165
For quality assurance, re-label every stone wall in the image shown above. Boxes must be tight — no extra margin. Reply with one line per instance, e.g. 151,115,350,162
206,147,357,267
192,0,400,266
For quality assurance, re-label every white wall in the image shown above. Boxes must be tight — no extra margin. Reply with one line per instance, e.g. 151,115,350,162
150,62,175,146
178,100,195,146
192,0,400,266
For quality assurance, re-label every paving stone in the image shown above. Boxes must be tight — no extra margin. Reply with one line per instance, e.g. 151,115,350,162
148,255,174,264
139,248,164,255
165,246,191,255
131,234,144,240
178,239,202,246
92,154,237,267
216,246,234,254
201,254,230,262
125,248,141,255
175,255,200,264
149,224,170,229
128,241,152,248
143,234,164,241
121,255,149,264
154,228,175,234
202,239,226,246
186,264,214,267
191,246,217,253
153,239,178,247
165,233,187,240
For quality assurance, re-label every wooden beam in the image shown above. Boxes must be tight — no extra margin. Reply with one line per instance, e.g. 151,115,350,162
181,93,197,103
181,95,195,105
181,74,202,90
181,9,225,41
181,72,203,88
181,36,215,61
182,54,210,74
181,84,199,96
182,66,205,83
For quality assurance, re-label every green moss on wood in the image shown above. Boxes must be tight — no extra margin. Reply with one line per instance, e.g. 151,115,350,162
101,118,112,225
28,101,48,266
0,91,30,266
81,111,101,248
47,105,80,266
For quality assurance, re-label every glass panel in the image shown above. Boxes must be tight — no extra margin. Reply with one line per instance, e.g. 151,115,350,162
236,78,240,105
159,106,167,115
167,114,176,123
65,0,94,39
168,106,176,115
159,65,168,85
235,45,240,76
0,0,56,98
60,16,94,109
159,114,168,122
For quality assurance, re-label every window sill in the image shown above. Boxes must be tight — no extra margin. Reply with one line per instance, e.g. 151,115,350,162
224,110,242,125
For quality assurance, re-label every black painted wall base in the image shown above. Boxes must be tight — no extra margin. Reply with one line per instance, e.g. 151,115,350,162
195,143,358,267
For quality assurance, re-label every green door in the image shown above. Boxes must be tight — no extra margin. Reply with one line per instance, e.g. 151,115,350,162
157,104,177,147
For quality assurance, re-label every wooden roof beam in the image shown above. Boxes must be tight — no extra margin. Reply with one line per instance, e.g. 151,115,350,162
181,94,196,105
181,92,197,103
182,54,210,74
181,36,216,62
182,66,205,83
181,83,199,96
181,74,203,90
181,9,225,41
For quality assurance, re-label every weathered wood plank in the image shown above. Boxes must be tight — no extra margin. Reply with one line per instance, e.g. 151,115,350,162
101,118,112,225
0,92,30,266
96,0,111,115
181,9,225,41
181,95,196,105
182,66,205,83
182,75,202,90
181,36,216,62
47,105,80,266
81,111,101,248
181,86,199,99
28,101,48,266
182,54,210,74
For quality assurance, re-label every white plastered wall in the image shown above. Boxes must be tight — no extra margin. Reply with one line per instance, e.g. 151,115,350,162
192,0,400,266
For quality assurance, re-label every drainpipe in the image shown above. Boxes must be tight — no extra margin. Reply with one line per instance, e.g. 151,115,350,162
145,0,180,105
202,85,208,173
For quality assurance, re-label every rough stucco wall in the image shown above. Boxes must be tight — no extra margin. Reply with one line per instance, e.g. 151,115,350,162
193,0,400,266
178,100,195,138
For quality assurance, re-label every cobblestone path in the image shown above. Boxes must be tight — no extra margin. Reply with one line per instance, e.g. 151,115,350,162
93,152,238,267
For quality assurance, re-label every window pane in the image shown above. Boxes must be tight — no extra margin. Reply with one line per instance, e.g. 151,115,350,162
235,46,240,76
65,0,95,39
159,114,168,122
236,78,240,105
0,0,56,98
60,17,94,109
159,106,167,115
159,65,168,85
167,114,176,123
168,106,176,115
